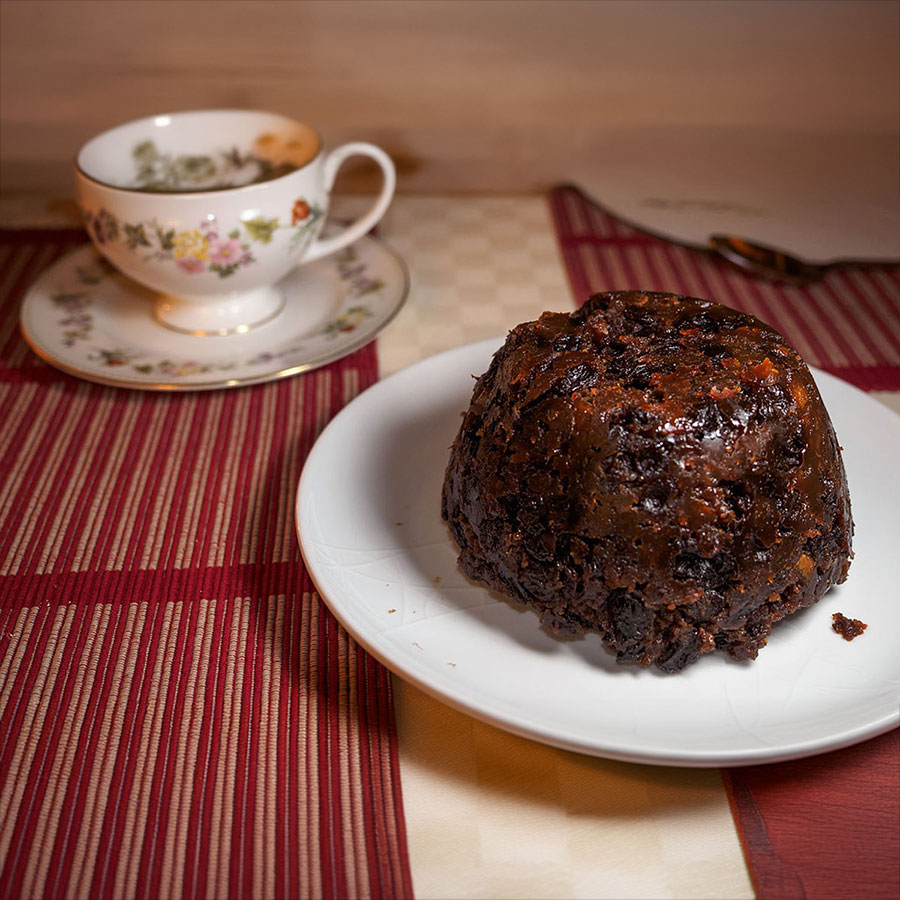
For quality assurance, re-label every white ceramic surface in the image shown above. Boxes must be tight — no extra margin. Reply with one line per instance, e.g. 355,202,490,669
20,238,408,390
297,337,900,767
569,126,900,265
75,110,396,334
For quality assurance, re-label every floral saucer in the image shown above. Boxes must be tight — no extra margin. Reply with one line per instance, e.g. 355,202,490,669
20,236,409,390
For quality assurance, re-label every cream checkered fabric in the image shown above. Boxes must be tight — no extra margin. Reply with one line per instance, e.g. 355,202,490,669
375,197,574,375
371,196,755,900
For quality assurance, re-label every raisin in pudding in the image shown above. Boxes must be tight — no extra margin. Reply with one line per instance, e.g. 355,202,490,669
441,291,853,672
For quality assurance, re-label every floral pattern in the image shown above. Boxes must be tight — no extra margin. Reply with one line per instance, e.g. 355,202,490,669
54,292,93,346
40,240,398,383
323,306,372,337
334,245,385,297
86,209,119,245
130,136,306,192
172,219,255,278
50,258,116,346
131,359,237,378
84,200,324,279
315,245,386,338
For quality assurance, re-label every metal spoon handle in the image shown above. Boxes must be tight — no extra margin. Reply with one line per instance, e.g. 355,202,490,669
709,235,830,285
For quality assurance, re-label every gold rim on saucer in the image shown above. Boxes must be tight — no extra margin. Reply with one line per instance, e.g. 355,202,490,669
19,236,409,392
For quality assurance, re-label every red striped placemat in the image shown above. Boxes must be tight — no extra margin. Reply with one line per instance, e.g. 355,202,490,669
0,231,413,900
548,184,900,900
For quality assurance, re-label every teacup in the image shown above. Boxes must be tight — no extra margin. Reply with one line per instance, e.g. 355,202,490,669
75,109,396,335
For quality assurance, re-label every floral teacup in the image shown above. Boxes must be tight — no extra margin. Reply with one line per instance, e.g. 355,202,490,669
75,110,396,335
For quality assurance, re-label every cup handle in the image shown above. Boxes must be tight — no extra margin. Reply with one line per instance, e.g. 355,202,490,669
302,142,396,263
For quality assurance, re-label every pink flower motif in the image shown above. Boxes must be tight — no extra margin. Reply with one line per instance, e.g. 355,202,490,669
176,256,206,273
208,239,244,265
200,218,219,239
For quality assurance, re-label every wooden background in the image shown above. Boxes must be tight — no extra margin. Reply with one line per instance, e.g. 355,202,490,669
1,0,898,218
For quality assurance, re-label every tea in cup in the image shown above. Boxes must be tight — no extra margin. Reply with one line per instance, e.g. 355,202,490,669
75,110,396,335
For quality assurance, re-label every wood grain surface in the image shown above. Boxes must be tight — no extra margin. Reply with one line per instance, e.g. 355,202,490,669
1,0,897,204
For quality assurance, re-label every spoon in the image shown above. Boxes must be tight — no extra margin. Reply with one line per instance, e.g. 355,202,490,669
709,234,898,286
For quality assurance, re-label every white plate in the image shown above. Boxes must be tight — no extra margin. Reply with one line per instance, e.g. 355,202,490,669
20,236,408,391
568,125,900,264
296,338,900,767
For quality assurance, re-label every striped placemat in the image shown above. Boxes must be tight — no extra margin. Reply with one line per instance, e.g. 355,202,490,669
0,231,413,900
548,183,900,900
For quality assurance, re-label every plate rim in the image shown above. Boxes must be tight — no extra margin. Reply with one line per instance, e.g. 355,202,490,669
296,336,900,767
19,235,410,391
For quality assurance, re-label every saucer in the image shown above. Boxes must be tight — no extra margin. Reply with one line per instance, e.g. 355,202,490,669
20,236,409,390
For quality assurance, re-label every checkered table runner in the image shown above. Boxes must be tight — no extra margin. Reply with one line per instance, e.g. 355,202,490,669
549,184,900,900
0,231,413,900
